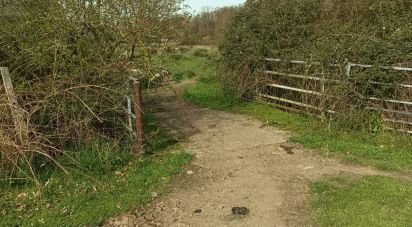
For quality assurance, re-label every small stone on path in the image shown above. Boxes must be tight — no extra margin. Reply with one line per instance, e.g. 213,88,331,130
231,207,250,216
194,209,202,214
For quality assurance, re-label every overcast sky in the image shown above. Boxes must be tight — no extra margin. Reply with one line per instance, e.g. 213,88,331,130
185,0,246,12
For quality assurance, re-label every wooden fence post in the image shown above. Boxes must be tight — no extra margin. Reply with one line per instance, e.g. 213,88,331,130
0,67,28,144
133,80,145,152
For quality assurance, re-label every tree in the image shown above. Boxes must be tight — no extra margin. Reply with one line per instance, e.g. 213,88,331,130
181,6,240,45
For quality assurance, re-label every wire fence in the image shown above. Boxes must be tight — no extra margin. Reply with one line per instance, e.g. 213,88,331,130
0,67,144,149
258,58,412,134
0,66,148,180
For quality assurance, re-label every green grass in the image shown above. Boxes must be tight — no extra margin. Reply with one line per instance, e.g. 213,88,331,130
0,114,192,226
291,128,412,171
144,113,185,151
182,82,238,110
162,52,216,83
311,176,412,227
180,56,412,172
0,150,191,226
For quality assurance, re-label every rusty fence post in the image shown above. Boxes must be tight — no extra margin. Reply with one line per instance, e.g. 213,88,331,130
133,80,145,152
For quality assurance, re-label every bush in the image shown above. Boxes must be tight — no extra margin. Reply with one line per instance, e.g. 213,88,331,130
222,0,412,68
0,0,185,181
220,0,412,129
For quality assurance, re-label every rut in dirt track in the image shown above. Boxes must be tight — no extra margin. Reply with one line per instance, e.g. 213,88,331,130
105,86,405,227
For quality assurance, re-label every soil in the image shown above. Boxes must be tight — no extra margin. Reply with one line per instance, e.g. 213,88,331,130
104,82,409,227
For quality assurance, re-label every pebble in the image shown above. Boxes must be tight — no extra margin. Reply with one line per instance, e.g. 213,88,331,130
231,207,250,216
187,170,194,175
194,209,202,214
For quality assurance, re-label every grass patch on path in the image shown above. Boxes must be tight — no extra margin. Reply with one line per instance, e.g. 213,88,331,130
311,176,412,227
162,52,215,83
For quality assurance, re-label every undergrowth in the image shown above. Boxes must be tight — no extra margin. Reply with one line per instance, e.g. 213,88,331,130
0,114,192,226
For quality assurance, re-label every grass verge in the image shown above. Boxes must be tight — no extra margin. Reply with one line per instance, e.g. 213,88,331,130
0,114,192,226
311,176,412,227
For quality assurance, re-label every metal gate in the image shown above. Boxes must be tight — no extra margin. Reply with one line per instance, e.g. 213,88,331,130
258,58,412,134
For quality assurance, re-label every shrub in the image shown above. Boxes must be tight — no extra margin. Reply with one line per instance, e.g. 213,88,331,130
221,0,412,92
0,0,186,181
220,0,412,129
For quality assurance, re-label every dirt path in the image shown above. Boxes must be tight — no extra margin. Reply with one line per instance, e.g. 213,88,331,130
105,84,407,227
